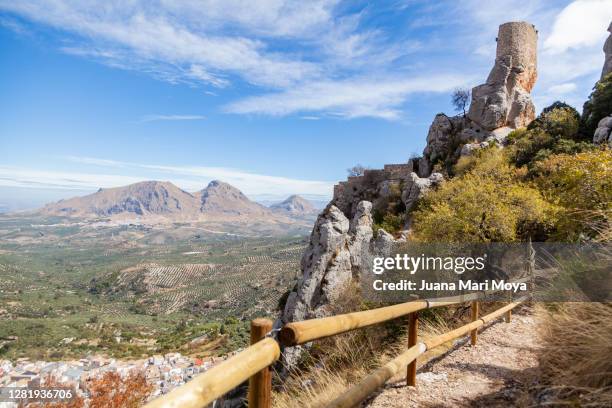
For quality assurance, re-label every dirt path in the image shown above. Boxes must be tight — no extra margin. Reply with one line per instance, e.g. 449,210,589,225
367,307,540,407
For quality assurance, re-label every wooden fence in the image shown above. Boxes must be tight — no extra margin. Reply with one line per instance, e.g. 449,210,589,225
144,287,528,408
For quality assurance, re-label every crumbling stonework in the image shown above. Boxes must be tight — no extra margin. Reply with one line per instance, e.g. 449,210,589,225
333,163,413,219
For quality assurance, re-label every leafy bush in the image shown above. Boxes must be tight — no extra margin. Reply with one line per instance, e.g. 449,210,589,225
534,149,611,240
506,103,589,168
580,72,612,138
373,213,404,236
412,148,556,242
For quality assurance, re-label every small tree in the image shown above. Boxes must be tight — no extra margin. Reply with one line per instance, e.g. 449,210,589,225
451,88,471,117
347,164,367,177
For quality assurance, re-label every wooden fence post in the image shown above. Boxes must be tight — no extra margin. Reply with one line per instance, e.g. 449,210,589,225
407,312,418,386
248,318,273,408
505,309,512,323
470,301,479,346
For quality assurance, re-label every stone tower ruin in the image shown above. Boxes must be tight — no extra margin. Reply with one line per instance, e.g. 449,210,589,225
468,21,538,131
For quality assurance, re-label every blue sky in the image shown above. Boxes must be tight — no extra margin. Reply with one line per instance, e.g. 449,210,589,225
0,0,610,211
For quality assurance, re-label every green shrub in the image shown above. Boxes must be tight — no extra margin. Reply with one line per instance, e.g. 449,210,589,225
507,103,590,168
534,149,611,240
413,148,557,242
580,72,612,138
373,213,404,236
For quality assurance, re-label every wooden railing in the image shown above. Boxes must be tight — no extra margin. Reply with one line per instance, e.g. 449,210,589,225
144,286,528,408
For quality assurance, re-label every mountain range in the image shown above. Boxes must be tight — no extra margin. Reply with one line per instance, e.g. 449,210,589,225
40,180,318,223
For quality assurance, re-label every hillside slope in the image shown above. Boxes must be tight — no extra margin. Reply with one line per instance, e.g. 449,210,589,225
41,181,199,220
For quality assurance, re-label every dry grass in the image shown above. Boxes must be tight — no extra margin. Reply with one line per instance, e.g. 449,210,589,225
272,284,452,408
535,302,612,407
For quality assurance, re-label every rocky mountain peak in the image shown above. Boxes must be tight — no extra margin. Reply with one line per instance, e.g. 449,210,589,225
270,195,317,215
42,180,198,219
197,180,269,215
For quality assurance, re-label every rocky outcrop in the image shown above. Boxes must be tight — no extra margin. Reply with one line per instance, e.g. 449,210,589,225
282,202,373,325
280,165,443,334
593,115,612,146
402,172,444,213
468,22,537,131
280,201,380,366
419,22,538,174
602,22,612,80
421,114,465,172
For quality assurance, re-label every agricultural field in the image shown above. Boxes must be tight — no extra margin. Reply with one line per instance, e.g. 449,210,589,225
0,214,307,360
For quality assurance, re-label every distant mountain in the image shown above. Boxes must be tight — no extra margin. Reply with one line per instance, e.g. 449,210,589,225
195,180,271,216
270,195,318,216
41,181,199,220
40,180,289,223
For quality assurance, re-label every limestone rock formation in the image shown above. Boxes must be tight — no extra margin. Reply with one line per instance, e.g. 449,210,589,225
422,114,465,170
282,201,373,325
280,163,444,335
468,22,538,131
593,115,612,146
402,172,444,213
419,22,538,173
602,22,612,80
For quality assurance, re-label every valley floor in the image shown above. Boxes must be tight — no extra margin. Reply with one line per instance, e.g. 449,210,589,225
368,307,539,407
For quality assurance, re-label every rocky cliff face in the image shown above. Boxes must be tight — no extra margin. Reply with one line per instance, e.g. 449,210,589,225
601,22,612,80
593,23,612,146
279,23,539,356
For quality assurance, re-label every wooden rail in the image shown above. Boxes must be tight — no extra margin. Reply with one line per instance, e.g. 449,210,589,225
144,282,529,408
280,290,497,347
329,298,527,408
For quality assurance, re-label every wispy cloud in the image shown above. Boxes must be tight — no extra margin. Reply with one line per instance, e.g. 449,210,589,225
1,0,608,120
139,114,206,123
5,157,336,198
225,74,475,119
63,156,126,167
0,0,474,120
547,82,577,95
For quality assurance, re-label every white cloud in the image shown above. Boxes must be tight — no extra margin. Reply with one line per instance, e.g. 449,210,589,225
547,82,577,94
544,0,612,53
139,114,206,122
64,156,126,167
23,157,336,198
0,0,469,120
3,0,607,120
224,74,474,119
0,166,148,191
0,1,322,88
